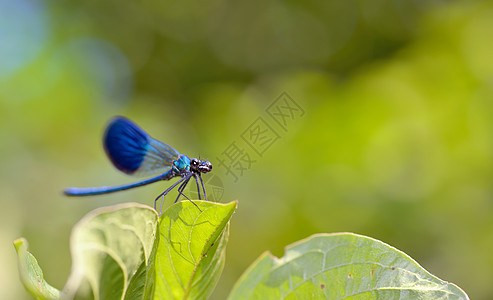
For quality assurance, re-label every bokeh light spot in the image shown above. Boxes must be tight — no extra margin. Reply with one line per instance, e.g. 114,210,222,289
0,0,49,79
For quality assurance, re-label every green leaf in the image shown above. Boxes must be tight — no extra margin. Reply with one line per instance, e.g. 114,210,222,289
154,200,237,300
63,202,159,300
14,238,62,300
229,233,469,300
15,201,236,300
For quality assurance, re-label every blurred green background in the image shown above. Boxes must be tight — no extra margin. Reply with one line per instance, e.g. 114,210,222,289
1,0,492,298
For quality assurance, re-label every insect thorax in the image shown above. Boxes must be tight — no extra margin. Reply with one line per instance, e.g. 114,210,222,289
173,155,191,173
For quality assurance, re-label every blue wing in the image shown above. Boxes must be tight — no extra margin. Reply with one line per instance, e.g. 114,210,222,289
104,116,181,177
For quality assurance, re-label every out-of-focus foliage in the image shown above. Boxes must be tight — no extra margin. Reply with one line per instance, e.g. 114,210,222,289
14,238,60,300
1,0,492,299
63,203,158,300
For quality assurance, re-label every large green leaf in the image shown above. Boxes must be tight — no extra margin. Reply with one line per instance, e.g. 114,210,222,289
14,238,62,300
229,233,469,300
63,202,159,300
155,200,237,300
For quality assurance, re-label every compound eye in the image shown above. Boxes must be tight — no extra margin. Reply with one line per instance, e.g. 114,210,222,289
200,161,212,172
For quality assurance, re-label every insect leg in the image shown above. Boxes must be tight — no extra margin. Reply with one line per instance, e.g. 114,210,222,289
198,173,207,201
175,174,193,203
175,174,201,211
155,176,187,211
193,173,202,200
